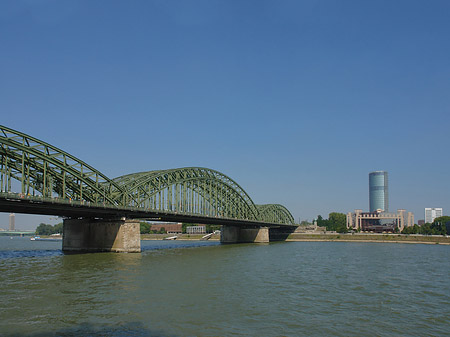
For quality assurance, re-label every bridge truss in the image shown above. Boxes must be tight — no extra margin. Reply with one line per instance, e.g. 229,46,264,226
0,125,295,225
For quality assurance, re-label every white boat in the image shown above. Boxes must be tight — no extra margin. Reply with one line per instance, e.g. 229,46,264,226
30,236,61,241
163,235,177,240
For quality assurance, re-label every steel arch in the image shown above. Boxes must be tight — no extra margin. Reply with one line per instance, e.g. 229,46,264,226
256,204,296,225
0,125,296,225
0,125,124,205
112,168,260,221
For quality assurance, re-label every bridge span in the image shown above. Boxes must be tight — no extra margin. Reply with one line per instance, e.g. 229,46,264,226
0,125,297,252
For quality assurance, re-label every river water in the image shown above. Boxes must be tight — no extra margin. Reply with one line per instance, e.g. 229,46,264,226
0,237,449,336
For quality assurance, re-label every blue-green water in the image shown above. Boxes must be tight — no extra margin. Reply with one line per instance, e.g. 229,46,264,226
0,237,449,336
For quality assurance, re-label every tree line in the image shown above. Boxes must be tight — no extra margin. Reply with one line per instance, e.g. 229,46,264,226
314,214,450,235
139,222,221,234
35,223,63,235
402,216,450,235
36,216,448,236
140,222,165,234
35,222,222,235
316,213,348,233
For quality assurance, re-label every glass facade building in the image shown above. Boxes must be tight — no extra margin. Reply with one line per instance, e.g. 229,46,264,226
369,171,388,212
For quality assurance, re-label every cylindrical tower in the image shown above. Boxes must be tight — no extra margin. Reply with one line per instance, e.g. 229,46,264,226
9,213,15,231
369,171,388,212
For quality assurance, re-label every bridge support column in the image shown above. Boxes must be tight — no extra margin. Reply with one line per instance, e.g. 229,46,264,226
62,218,141,253
220,226,269,243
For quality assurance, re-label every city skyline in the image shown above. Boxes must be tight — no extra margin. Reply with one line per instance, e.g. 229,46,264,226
1,1,449,229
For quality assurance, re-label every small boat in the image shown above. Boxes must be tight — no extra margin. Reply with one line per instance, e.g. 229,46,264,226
163,235,177,240
30,236,62,241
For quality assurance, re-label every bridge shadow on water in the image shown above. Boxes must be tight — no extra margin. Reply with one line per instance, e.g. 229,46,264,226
3,322,175,337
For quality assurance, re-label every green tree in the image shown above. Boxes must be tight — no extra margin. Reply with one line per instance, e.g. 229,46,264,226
54,222,63,234
35,223,56,235
328,212,347,233
206,224,221,233
140,222,151,234
421,223,432,235
316,215,329,229
433,216,450,235
315,213,347,232
402,224,420,234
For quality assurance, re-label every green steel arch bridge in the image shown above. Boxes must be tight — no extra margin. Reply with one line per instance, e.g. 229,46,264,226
0,125,297,251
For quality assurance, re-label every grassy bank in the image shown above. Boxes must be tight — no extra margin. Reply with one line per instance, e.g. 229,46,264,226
287,233,450,245
140,232,450,244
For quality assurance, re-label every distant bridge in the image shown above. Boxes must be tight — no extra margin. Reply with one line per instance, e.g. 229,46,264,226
0,230,35,236
0,125,297,252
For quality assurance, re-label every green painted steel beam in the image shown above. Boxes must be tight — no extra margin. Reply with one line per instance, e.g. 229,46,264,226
0,125,296,225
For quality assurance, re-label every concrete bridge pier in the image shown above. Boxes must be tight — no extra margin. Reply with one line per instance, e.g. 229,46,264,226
220,225,270,243
62,218,141,253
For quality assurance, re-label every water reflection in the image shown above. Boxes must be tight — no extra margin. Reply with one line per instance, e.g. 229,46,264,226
1,322,170,337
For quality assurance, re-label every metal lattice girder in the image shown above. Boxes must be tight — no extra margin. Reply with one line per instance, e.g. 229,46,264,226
0,125,125,205
256,204,296,225
0,125,296,225
112,168,260,221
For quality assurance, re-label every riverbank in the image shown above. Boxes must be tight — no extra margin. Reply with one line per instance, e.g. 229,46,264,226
287,233,450,245
140,233,450,245
27,233,450,245
141,233,220,241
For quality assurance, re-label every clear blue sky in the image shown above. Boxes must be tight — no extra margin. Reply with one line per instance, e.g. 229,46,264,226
1,0,449,230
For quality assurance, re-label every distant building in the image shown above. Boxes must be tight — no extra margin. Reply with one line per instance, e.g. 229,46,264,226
417,220,425,226
186,226,206,234
294,222,319,233
425,208,443,223
9,213,15,231
149,223,182,234
347,209,414,233
369,171,388,212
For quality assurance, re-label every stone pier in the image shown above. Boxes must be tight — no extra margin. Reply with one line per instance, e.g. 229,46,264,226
220,225,270,243
62,218,141,253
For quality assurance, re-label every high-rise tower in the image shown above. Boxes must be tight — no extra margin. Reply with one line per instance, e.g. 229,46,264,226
9,213,15,231
425,208,443,223
369,171,388,212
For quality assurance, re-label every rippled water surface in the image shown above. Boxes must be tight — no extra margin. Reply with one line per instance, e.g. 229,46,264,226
0,237,449,336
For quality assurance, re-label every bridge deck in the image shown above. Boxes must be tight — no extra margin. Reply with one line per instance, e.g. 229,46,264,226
0,193,296,229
